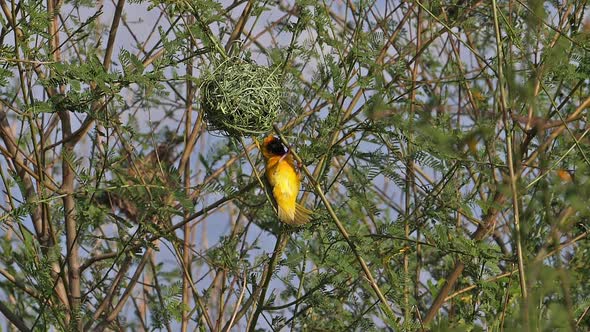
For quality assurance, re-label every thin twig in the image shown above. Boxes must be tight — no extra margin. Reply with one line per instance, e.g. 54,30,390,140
225,272,248,331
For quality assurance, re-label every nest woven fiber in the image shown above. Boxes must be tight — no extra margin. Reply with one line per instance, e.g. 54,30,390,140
201,59,282,136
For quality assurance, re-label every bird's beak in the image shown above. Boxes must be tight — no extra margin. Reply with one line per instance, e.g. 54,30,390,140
278,147,289,163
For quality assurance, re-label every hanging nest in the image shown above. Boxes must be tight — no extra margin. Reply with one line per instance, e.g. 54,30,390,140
201,58,282,136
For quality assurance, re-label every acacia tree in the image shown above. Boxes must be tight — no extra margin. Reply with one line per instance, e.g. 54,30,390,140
0,0,589,331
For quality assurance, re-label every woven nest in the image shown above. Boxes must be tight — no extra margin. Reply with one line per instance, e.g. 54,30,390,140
201,59,282,136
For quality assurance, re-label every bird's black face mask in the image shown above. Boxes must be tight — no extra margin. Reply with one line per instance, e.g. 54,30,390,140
267,137,287,156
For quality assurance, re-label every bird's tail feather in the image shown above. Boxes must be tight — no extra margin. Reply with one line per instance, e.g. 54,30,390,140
294,203,312,225
277,203,312,226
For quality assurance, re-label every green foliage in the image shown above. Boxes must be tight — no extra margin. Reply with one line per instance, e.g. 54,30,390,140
0,0,588,331
150,280,187,329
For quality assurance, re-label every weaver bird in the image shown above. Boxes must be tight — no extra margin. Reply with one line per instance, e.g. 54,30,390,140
261,135,312,225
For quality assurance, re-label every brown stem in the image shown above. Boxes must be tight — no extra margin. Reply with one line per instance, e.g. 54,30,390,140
103,0,126,70
181,23,194,331
58,109,81,329
46,0,82,328
225,0,254,53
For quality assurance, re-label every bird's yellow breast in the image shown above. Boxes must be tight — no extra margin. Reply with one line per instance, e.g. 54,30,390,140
265,156,300,207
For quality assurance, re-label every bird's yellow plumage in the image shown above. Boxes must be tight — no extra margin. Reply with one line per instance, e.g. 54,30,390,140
262,135,311,225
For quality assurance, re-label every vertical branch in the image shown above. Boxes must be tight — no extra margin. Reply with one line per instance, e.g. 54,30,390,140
181,13,194,332
404,4,421,323
47,0,81,328
491,0,528,301
58,84,81,329
103,0,126,70
90,0,126,158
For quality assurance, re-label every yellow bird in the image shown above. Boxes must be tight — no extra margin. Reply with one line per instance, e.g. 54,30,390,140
261,135,312,225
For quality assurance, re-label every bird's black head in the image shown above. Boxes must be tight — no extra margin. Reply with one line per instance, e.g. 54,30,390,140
265,136,287,156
